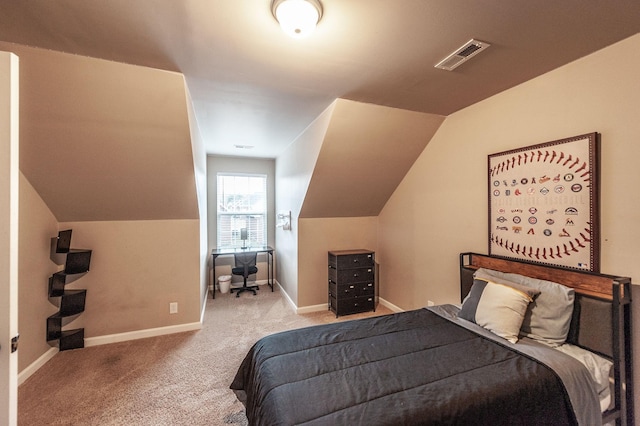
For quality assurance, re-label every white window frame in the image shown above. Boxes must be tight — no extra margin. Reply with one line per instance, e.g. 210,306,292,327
217,173,267,248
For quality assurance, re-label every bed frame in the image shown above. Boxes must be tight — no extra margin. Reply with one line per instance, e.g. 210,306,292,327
460,252,634,426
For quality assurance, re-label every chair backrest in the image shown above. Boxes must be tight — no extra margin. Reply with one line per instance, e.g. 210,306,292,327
234,252,257,272
234,251,258,266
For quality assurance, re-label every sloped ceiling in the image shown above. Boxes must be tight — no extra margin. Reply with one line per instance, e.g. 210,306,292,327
0,2,639,158
3,42,199,222
300,99,445,218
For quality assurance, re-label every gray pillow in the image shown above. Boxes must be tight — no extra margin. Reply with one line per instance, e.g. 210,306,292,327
474,268,575,347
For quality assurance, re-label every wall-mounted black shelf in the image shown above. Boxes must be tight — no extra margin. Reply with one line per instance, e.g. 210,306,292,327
47,229,91,351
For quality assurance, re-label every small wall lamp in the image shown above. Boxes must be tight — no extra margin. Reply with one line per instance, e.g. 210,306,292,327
271,0,323,38
276,211,292,230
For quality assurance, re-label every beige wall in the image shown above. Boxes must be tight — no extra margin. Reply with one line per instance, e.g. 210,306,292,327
278,99,441,309
379,33,640,417
18,174,59,371
301,99,444,218
275,103,335,305
185,86,209,308
6,44,207,382
206,155,276,287
56,220,202,336
298,217,378,307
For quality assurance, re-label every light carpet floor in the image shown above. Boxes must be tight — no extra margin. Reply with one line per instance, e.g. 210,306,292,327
18,286,393,425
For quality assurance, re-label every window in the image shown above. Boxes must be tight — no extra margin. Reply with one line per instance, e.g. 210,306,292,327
217,173,267,248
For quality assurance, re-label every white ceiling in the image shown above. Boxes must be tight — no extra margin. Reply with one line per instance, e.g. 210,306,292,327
0,0,639,158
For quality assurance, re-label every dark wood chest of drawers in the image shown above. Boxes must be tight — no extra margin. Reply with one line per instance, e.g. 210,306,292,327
328,249,375,317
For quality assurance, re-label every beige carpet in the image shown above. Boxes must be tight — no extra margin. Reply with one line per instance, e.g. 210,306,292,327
18,286,393,425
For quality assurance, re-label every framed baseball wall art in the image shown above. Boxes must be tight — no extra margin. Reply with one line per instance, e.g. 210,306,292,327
488,132,600,272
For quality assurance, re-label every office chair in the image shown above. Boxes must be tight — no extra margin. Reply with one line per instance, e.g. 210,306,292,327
231,251,259,297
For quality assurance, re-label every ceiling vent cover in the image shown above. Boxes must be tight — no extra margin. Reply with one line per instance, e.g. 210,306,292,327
434,39,491,71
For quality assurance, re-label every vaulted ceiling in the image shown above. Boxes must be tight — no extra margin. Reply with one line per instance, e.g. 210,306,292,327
1,1,639,158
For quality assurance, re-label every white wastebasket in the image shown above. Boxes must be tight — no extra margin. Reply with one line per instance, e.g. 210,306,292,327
218,275,232,294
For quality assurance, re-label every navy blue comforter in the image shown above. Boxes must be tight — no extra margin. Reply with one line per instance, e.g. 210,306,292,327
231,309,577,426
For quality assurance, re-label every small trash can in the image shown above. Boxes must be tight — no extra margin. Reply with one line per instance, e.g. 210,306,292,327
218,275,232,294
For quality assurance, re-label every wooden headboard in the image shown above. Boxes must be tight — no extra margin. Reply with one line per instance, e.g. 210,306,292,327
459,252,634,426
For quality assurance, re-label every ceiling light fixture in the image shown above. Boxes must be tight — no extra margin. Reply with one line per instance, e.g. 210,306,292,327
271,0,323,39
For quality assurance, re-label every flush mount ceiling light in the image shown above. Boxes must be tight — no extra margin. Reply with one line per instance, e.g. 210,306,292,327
271,0,323,38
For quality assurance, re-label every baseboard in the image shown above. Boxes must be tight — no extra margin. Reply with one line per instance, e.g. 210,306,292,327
378,298,404,313
272,281,325,316
296,303,326,314
201,289,209,323
18,346,58,385
84,321,202,347
19,292,403,386
211,279,271,292
294,297,405,314
19,321,203,385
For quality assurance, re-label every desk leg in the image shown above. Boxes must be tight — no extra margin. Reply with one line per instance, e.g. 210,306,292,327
269,251,274,291
212,254,218,299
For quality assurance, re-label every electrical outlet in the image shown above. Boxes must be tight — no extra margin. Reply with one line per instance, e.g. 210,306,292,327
169,302,178,314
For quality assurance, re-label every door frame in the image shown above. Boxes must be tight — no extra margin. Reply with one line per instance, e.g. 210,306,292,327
0,50,20,426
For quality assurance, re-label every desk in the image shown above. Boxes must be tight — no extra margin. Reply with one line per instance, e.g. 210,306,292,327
211,246,274,298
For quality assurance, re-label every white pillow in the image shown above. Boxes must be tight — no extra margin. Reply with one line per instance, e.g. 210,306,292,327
459,278,539,343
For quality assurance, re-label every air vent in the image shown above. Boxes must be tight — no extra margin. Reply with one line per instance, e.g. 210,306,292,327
434,39,491,71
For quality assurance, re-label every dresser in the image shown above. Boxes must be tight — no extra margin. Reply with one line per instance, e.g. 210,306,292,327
328,249,375,317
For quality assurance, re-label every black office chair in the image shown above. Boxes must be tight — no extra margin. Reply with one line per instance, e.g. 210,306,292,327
231,252,259,297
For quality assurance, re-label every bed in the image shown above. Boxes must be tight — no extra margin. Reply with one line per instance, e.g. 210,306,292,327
231,252,634,425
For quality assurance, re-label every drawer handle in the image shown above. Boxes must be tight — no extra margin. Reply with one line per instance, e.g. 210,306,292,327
353,273,359,277
367,269,372,272
353,259,359,263
367,283,372,287
349,285,355,289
